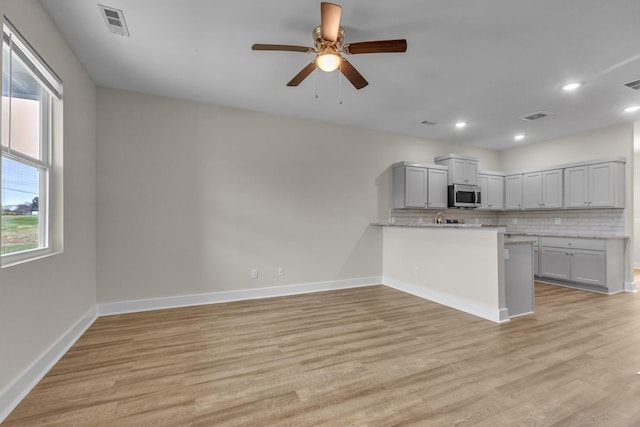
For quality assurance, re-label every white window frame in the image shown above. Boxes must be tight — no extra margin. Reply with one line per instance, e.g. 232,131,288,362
1,18,62,267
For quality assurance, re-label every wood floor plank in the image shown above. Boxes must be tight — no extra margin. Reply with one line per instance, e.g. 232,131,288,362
3,283,640,426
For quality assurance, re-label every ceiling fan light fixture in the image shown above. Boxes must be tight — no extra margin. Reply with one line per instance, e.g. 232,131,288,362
317,47,341,72
562,82,582,92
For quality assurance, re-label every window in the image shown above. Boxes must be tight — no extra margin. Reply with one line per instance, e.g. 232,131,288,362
1,19,62,265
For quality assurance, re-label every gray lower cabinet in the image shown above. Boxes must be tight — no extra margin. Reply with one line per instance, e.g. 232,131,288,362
539,247,571,281
505,242,534,317
538,237,622,292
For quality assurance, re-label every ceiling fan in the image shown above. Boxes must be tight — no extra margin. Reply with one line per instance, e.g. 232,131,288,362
251,2,407,90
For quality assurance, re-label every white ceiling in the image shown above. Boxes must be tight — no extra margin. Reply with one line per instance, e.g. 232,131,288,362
39,0,640,150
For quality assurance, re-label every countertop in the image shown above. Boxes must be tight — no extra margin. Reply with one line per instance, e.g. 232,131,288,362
505,232,628,240
373,225,627,240
504,239,536,245
374,223,487,229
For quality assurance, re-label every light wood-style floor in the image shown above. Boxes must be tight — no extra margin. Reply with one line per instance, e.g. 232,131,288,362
4,283,640,426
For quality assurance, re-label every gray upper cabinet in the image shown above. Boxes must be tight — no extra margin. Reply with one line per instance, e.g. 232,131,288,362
427,168,448,209
522,169,563,209
404,166,427,208
392,162,448,209
505,174,523,210
434,154,478,185
564,161,624,208
478,172,504,210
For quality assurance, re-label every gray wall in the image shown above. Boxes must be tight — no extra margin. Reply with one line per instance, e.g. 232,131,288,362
96,88,500,303
0,0,97,392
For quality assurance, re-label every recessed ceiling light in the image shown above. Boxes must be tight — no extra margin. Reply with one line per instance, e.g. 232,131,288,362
455,121,467,129
624,105,640,113
562,82,582,91
514,134,525,141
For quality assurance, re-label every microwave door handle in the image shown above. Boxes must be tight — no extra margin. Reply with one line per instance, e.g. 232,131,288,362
474,191,480,205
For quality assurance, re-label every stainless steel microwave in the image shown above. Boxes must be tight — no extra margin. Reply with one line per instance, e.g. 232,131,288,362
448,184,481,208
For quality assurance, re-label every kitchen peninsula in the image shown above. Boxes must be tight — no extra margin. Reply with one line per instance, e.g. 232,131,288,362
380,224,520,323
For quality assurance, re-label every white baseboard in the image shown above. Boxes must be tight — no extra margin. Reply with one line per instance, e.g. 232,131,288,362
97,276,383,316
624,281,637,292
0,306,98,423
382,276,507,324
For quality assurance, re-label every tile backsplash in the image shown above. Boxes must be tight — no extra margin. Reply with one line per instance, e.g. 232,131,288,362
389,208,626,237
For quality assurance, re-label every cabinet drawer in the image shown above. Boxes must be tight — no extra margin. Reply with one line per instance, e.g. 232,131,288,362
507,235,539,245
539,237,605,251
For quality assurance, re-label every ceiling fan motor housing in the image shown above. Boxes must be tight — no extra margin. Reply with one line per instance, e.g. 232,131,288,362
313,26,344,50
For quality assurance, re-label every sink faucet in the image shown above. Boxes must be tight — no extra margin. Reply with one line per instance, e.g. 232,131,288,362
434,212,444,224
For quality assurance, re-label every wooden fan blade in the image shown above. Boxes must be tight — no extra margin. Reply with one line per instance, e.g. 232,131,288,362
320,2,342,42
252,44,315,53
340,59,368,90
343,39,407,55
287,61,317,86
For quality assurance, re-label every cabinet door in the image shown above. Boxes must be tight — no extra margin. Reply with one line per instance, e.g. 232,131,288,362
522,172,543,209
571,249,606,287
449,159,478,185
589,163,615,207
487,175,504,209
465,161,478,185
539,247,571,280
477,174,489,209
564,166,589,208
542,169,563,208
405,167,427,208
426,168,447,209
450,159,467,184
505,175,523,210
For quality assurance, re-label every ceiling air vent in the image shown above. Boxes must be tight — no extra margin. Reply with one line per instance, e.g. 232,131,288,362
98,4,130,37
624,79,640,90
520,111,553,121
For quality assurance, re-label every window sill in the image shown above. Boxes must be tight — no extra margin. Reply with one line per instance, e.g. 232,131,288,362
1,247,61,268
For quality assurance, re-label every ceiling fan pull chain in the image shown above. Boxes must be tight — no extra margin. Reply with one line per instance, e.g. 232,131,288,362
339,61,343,104
315,66,319,99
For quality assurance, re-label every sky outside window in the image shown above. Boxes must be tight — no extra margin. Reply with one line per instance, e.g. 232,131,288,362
2,156,39,207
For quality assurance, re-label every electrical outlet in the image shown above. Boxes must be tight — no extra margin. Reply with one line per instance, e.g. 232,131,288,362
251,268,258,279
512,218,518,224
278,267,284,276
504,248,509,260
555,218,561,225
418,217,423,224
